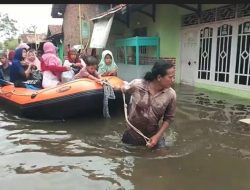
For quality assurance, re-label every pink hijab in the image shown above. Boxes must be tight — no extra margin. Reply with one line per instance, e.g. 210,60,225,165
25,50,41,70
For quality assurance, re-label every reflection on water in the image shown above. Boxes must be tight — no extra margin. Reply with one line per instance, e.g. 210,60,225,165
0,84,250,190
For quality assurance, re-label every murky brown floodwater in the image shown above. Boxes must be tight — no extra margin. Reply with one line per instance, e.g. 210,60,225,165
0,83,250,190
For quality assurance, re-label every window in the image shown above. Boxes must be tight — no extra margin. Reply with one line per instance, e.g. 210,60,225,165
235,22,250,86
198,27,213,80
215,24,233,83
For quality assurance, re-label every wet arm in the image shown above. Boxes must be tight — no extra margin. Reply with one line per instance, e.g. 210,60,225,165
87,73,100,82
119,80,137,94
147,121,170,148
147,93,176,148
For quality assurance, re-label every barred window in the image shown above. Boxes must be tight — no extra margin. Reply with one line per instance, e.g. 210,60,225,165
234,22,250,86
198,27,213,80
215,24,233,83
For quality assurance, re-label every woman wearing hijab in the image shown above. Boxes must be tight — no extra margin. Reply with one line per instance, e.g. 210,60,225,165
25,49,41,71
98,50,118,76
41,42,70,88
10,48,33,85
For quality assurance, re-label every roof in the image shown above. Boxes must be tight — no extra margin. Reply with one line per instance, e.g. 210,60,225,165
91,4,127,20
47,25,62,37
51,4,66,18
19,33,47,44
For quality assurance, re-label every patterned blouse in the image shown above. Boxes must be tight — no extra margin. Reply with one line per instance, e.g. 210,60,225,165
124,79,176,142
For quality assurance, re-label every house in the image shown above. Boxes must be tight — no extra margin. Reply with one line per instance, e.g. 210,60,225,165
51,4,250,99
51,4,110,57
18,33,47,51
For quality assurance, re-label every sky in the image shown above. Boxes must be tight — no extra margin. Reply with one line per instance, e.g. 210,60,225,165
0,4,63,41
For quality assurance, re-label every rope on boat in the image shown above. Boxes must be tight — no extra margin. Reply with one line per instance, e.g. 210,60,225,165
121,92,150,145
102,79,116,118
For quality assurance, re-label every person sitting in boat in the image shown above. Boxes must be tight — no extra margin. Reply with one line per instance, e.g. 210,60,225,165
8,50,15,65
9,48,34,87
63,48,86,74
0,52,11,81
74,55,101,83
98,50,118,77
41,42,70,88
25,49,41,71
23,49,43,88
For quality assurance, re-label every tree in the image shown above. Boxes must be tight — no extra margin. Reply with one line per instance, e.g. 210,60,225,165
26,25,37,34
0,13,18,40
0,42,3,49
4,38,18,50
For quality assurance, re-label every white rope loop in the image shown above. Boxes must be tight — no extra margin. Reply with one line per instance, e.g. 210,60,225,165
122,90,150,144
100,79,150,144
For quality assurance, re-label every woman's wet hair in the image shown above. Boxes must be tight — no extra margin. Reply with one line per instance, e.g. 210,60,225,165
144,59,175,81
85,55,99,66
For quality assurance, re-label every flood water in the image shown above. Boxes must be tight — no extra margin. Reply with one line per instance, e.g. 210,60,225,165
0,83,250,190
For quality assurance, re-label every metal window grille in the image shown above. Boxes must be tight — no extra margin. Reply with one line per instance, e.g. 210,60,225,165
234,22,250,86
198,27,213,80
215,24,233,83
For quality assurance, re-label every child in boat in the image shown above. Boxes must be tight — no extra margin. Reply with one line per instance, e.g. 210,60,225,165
74,55,101,82
98,50,118,76
63,48,85,74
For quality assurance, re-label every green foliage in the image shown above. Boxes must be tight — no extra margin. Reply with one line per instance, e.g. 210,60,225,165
0,13,18,40
3,38,18,50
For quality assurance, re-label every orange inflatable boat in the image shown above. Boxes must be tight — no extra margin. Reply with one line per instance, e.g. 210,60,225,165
0,76,125,119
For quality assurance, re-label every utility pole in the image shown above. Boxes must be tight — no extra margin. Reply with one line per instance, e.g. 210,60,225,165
28,25,38,51
33,25,38,51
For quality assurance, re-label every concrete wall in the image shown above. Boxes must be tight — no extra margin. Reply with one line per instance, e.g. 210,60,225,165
63,4,100,54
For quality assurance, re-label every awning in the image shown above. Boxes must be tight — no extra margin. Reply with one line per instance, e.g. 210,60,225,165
90,4,126,21
89,4,127,48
